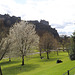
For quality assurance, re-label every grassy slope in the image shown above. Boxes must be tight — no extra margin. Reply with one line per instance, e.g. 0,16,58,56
0,51,75,75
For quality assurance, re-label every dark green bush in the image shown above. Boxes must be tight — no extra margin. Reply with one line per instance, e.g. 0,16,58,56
70,54,75,60
69,32,75,60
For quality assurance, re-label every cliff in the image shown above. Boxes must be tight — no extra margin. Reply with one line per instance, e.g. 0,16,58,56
0,14,59,40
28,20,59,39
0,14,21,27
0,14,21,41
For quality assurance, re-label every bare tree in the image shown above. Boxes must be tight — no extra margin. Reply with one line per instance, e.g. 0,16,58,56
59,35,69,51
9,21,39,65
39,32,58,59
0,37,11,60
4,36,15,62
0,37,11,75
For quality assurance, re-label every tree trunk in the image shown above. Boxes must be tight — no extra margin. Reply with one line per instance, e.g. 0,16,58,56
40,49,42,59
67,49,69,55
9,56,11,62
0,66,2,75
57,50,58,56
62,44,64,51
47,51,49,59
22,55,24,66
40,50,41,57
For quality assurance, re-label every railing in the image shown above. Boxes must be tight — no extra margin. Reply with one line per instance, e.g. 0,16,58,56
63,67,75,75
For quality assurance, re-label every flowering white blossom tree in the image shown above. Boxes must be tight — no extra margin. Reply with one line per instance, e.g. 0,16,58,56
9,21,39,65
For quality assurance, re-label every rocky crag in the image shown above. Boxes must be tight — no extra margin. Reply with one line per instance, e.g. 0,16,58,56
0,14,59,39
28,20,59,38
0,14,21,27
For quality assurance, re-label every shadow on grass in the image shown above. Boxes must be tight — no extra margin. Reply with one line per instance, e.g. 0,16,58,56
2,64,40,75
39,56,63,62
0,61,20,66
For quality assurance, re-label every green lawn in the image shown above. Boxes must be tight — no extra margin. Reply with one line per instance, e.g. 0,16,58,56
0,51,75,75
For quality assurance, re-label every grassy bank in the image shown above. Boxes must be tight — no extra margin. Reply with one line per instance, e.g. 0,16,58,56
0,51,75,75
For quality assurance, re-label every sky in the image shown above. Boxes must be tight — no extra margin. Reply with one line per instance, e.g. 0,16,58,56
0,0,75,36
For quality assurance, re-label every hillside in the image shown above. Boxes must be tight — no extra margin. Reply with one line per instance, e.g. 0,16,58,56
0,14,59,39
0,14,21,41
28,20,59,38
0,14,21,27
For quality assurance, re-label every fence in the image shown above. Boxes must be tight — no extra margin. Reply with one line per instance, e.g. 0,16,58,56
63,67,75,75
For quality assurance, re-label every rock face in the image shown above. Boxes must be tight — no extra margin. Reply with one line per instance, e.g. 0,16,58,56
40,20,49,25
0,14,59,39
0,14,21,41
0,14,21,27
28,20,59,39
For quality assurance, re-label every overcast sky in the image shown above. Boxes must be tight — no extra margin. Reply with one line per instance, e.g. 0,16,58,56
0,0,75,36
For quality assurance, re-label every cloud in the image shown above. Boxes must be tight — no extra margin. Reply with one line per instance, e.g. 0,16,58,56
52,21,75,35
0,0,75,35
51,24,65,29
57,22,75,35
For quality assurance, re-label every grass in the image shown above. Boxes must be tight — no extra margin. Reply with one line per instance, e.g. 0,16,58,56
0,51,75,75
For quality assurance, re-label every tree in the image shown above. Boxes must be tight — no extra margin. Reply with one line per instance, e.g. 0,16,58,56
65,37,71,54
59,35,69,51
0,20,10,75
0,36,11,75
39,32,58,59
69,32,75,60
0,66,2,75
39,37,43,58
0,37,11,60
9,21,39,65
4,36,15,62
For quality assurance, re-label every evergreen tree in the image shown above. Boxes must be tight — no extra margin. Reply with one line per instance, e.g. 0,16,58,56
70,31,75,60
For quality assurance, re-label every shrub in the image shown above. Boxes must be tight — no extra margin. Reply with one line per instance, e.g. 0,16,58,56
69,32,75,60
